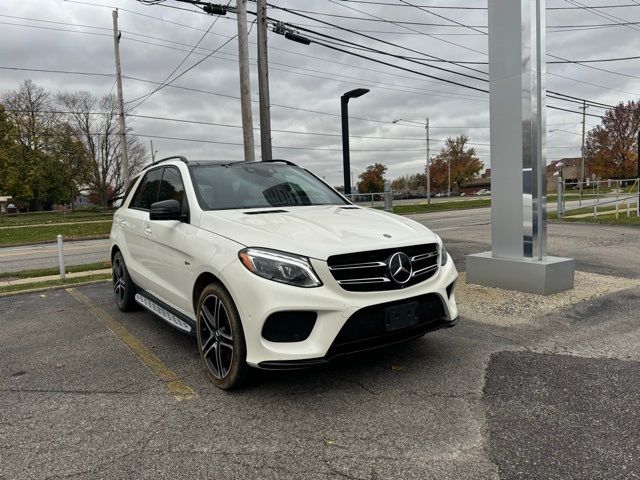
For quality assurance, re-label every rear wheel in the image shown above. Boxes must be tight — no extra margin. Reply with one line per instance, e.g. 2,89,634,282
112,251,136,311
196,284,249,390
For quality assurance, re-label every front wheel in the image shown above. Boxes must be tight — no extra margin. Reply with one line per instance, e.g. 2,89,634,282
196,284,249,390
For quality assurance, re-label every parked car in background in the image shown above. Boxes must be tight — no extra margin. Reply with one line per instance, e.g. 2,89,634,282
474,189,491,196
110,157,459,389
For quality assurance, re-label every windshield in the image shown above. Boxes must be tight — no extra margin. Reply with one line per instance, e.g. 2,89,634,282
191,162,348,210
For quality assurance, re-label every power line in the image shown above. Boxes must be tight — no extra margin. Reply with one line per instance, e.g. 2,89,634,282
0,65,114,77
125,1,232,110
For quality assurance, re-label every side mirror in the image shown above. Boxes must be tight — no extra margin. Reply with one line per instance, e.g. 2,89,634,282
150,199,182,221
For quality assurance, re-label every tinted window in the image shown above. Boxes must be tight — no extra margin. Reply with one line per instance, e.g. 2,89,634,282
131,168,162,210
191,163,347,210
157,167,186,210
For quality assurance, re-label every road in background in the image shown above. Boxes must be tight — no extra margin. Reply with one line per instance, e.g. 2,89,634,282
0,239,110,273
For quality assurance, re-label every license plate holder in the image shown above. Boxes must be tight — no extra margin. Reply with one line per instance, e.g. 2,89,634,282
384,302,419,332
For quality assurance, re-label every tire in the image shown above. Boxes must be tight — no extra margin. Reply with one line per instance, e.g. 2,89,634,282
112,251,137,312
196,283,249,390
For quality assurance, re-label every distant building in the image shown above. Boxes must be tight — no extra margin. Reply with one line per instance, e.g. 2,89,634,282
546,157,586,192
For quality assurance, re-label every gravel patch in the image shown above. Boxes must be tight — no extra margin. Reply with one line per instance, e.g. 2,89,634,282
456,271,640,326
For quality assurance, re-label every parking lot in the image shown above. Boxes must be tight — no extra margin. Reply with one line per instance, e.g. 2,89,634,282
2,219,640,480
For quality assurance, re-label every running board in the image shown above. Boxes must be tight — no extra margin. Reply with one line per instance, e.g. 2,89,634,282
135,292,195,335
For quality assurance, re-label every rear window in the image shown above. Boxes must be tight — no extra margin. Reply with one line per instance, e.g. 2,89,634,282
191,163,347,210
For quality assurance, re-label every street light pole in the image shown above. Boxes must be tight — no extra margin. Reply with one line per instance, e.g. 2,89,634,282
341,88,369,195
426,117,431,205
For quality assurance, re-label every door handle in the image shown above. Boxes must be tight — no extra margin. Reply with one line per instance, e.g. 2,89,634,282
143,225,152,235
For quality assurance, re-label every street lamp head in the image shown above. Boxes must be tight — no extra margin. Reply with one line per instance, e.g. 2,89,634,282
342,88,369,103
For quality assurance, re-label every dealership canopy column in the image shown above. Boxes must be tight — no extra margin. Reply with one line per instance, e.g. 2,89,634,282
466,0,575,295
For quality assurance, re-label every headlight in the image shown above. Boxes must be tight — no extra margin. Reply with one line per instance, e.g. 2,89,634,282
440,246,449,266
238,248,322,288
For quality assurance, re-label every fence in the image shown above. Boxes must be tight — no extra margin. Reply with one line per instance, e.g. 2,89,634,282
343,192,393,212
557,178,639,219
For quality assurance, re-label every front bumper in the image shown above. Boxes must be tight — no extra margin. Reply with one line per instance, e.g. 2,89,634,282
221,255,459,367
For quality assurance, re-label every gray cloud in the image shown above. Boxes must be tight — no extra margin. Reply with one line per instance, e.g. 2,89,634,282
2,0,639,186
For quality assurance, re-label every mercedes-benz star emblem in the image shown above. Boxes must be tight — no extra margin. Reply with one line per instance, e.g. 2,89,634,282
387,252,412,285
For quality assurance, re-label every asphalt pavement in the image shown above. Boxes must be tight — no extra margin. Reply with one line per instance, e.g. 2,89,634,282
1,213,639,479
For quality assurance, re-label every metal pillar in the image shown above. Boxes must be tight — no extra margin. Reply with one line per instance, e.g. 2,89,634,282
466,0,574,295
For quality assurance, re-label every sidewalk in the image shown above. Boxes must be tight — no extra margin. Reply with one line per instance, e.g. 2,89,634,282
0,268,111,288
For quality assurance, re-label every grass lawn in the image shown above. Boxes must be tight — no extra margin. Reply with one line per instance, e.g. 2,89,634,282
0,261,111,280
0,273,111,295
0,222,112,246
0,210,113,227
391,198,491,215
556,214,640,226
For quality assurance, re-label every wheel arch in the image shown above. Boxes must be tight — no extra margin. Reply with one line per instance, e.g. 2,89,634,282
110,244,121,262
192,271,235,314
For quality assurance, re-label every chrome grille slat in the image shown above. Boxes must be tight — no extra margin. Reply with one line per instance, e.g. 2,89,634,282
412,264,439,277
328,261,387,271
410,251,439,262
337,277,391,285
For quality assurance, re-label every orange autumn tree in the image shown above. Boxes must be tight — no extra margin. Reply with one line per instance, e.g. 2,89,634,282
357,163,387,193
427,135,484,193
584,101,639,179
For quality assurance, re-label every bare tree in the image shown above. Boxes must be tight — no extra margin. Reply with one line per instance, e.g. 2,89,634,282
57,92,147,206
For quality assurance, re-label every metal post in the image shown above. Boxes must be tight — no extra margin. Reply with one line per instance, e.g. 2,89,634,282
57,235,65,280
150,140,156,162
637,131,639,214
236,0,255,161
256,0,272,161
579,100,587,207
556,176,562,218
447,158,451,198
341,98,351,195
112,9,130,189
426,117,431,205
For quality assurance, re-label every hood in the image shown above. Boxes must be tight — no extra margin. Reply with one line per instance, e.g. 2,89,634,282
198,205,439,260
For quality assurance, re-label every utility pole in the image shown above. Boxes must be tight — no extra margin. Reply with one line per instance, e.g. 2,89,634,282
256,0,272,161
426,117,431,204
236,0,255,161
112,9,130,189
150,140,156,162
579,100,587,206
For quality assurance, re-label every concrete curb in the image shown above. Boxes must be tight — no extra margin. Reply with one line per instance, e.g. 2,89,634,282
0,278,111,298
0,269,112,288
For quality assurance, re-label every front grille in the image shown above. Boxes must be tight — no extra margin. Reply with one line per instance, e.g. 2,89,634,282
327,243,439,292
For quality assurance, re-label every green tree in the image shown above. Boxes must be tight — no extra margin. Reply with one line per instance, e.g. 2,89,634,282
357,163,387,193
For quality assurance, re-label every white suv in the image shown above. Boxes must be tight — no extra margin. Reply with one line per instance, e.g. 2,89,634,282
110,157,458,389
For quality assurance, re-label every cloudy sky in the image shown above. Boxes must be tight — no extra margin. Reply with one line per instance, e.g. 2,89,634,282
2,0,639,186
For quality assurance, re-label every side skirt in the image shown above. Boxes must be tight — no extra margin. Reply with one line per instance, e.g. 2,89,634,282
134,291,196,336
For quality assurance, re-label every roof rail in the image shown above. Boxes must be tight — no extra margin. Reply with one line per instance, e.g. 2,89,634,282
147,155,189,168
261,159,297,166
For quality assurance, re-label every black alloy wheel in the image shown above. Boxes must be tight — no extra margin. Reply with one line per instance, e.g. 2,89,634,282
196,284,248,389
112,251,136,311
